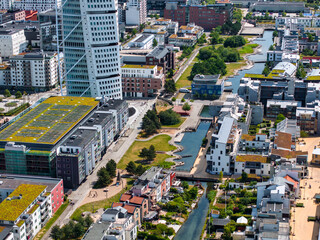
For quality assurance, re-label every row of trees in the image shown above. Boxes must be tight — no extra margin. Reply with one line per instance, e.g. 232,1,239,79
50,215,93,240
3,89,25,98
179,46,195,60
224,36,246,48
94,159,117,188
159,109,181,125
126,161,146,176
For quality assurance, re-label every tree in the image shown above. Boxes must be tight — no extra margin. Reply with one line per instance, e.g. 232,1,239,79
126,161,136,175
182,102,191,112
106,159,117,178
153,38,158,47
300,130,309,138
159,109,180,125
219,171,223,182
74,222,85,238
23,91,27,96
282,11,287,17
132,28,137,35
224,36,246,48
182,181,189,189
94,167,112,188
164,79,176,93
167,69,174,78
50,225,62,240
84,215,93,228
148,145,156,161
135,164,146,176
273,30,278,38
4,89,11,98
269,45,274,50
241,172,248,182
181,98,185,102
15,91,22,99
275,114,286,127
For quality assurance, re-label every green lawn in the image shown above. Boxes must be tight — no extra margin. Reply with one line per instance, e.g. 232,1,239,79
225,61,247,78
71,180,134,221
176,64,194,89
161,117,186,128
117,134,177,169
33,201,70,240
239,43,259,55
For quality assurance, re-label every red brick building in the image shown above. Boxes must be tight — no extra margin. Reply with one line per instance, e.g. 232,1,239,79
121,64,165,98
164,3,233,31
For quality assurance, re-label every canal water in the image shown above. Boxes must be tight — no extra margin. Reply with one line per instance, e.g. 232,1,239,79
175,121,211,171
174,183,209,240
175,31,273,240
227,30,274,92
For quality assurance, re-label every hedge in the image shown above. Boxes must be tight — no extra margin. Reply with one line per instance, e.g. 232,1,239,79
1,103,30,116
296,203,304,208
308,216,316,221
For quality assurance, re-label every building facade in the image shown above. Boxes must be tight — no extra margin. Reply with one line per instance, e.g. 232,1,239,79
191,74,224,99
0,29,27,59
8,52,59,91
164,3,233,31
63,0,122,98
125,0,147,26
121,64,164,98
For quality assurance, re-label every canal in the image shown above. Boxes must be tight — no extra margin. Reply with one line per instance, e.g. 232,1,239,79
175,31,273,240
175,121,211,171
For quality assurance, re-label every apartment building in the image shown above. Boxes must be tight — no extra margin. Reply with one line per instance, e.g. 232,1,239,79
164,3,233,31
276,16,320,29
83,207,137,240
266,100,300,119
274,131,295,151
0,29,27,59
235,155,271,176
0,175,64,214
125,0,147,26
131,167,175,205
296,107,318,134
8,52,59,91
206,116,241,175
0,184,54,240
8,0,61,11
146,45,175,74
121,64,164,98
238,133,271,155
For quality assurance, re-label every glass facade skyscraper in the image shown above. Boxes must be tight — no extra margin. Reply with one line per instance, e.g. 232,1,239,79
62,0,122,98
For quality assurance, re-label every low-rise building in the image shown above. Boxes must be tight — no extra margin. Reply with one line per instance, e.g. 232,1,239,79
168,34,197,47
131,167,174,205
238,133,270,155
274,131,295,151
121,64,164,98
146,45,175,73
83,207,137,240
191,74,224,99
266,100,300,119
235,155,271,176
272,62,296,78
128,34,154,49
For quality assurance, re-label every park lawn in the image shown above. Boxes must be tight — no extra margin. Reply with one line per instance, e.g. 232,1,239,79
33,201,70,240
161,117,186,128
225,61,247,78
117,134,177,169
176,64,193,89
71,180,134,221
151,154,175,169
239,43,259,55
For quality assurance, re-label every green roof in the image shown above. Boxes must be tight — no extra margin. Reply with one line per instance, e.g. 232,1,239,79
27,204,39,214
122,64,156,69
16,220,25,227
0,96,99,145
0,184,46,221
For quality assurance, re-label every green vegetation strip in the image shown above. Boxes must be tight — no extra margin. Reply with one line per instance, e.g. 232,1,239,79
161,117,186,128
33,201,69,240
118,134,176,169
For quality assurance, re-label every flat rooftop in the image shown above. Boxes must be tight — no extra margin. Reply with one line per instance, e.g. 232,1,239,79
0,184,46,221
132,34,152,43
0,96,99,145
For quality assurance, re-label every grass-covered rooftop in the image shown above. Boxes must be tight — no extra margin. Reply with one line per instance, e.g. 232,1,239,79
0,184,46,222
0,96,98,145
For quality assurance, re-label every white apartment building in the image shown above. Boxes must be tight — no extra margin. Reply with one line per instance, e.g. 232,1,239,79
9,52,59,90
125,0,147,26
10,0,61,11
0,0,11,9
276,16,320,29
0,29,27,58
0,184,53,240
206,116,241,175
238,133,271,155
127,34,154,49
235,155,271,176
63,0,122,98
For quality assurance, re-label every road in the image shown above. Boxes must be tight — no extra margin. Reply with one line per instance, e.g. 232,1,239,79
41,98,156,239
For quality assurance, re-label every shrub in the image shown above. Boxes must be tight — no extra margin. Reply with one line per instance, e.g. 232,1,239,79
296,203,304,207
5,102,17,107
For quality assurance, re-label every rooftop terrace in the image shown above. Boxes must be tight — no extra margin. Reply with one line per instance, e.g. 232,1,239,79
0,96,98,145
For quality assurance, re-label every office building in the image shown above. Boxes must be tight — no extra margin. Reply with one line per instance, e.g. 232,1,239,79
250,2,305,13
191,74,224,99
121,64,164,98
63,0,122,98
0,97,128,189
126,0,147,26
127,34,154,49
0,29,27,59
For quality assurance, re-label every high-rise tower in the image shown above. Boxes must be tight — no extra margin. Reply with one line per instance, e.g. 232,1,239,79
62,0,122,98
